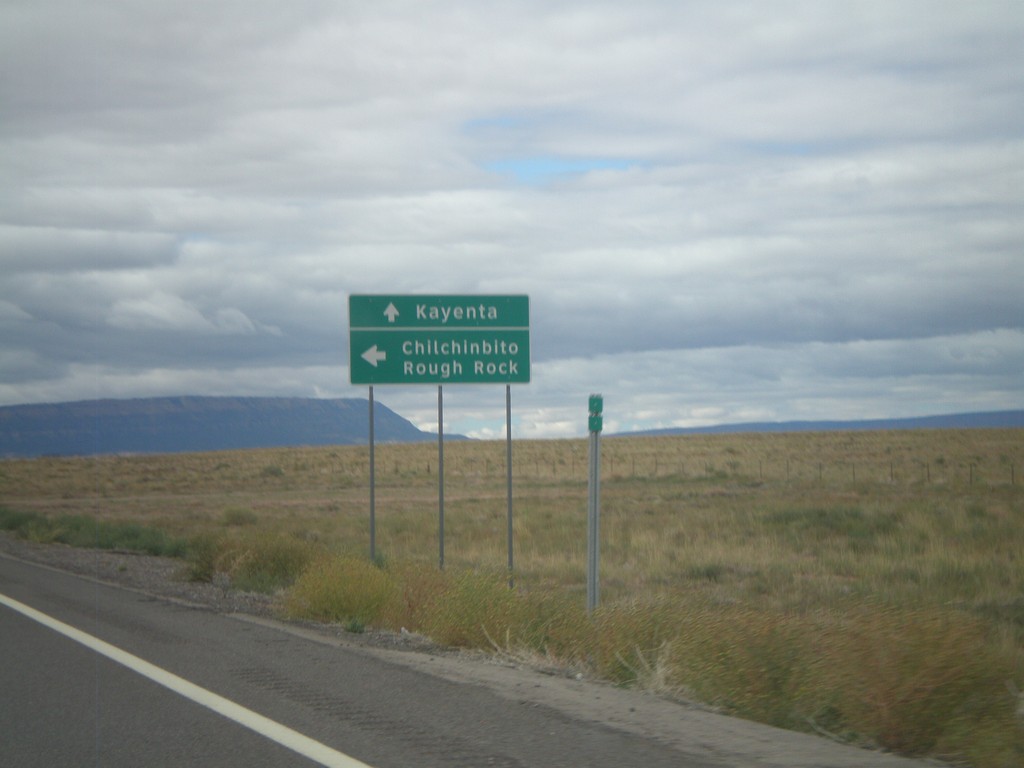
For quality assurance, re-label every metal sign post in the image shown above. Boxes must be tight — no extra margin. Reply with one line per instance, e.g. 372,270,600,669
506,385,514,586
368,386,376,562
438,385,445,570
587,394,603,614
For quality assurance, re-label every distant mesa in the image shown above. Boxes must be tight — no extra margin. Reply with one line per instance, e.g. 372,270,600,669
0,396,443,458
616,410,1024,437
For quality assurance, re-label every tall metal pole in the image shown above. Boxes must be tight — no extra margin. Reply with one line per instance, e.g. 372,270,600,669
506,385,514,587
587,429,601,613
586,394,603,615
438,385,445,570
368,386,376,562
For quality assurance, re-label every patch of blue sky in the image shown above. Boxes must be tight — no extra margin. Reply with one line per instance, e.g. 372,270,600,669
484,155,636,184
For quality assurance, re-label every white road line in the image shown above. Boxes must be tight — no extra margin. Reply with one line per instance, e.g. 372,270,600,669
0,591,374,768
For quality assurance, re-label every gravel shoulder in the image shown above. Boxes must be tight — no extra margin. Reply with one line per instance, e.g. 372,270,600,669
0,533,941,768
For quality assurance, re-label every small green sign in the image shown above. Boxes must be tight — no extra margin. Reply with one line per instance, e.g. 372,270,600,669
588,393,604,432
349,295,530,385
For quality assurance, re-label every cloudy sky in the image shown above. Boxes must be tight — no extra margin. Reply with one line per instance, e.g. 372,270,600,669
2,1,1022,439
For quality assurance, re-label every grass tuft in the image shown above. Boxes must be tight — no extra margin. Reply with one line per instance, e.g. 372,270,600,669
221,507,258,527
766,506,901,553
816,607,1022,759
1,508,186,557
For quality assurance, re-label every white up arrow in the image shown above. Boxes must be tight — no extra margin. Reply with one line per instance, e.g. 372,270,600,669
383,302,399,323
361,345,387,367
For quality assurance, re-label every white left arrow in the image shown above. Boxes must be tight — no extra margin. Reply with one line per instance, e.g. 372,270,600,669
361,345,387,367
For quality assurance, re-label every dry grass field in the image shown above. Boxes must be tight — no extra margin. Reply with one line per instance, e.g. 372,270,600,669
2,428,1023,766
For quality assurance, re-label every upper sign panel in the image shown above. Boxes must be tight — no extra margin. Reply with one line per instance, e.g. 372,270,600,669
349,295,530,385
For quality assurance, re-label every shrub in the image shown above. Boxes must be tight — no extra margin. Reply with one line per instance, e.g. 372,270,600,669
221,532,319,593
185,532,224,582
187,531,319,593
283,556,396,626
376,561,448,632
419,569,526,647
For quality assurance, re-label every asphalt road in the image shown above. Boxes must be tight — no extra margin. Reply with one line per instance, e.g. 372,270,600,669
0,553,930,768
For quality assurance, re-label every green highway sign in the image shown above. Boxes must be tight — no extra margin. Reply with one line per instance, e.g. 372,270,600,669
350,329,530,384
349,295,530,385
350,294,529,329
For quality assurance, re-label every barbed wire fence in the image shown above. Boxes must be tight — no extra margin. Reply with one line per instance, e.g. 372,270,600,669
351,448,1018,488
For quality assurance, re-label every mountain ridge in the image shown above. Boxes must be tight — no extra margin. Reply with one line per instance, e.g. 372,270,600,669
615,409,1024,437
0,396,439,457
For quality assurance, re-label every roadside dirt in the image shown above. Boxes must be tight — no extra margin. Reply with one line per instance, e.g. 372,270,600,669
0,533,942,768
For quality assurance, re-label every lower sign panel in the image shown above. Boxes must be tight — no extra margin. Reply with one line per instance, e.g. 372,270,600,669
350,329,531,384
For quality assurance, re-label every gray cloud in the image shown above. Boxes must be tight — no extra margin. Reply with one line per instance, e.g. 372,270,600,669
2,1,1021,437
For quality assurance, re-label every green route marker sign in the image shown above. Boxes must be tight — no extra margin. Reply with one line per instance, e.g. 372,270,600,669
349,295,530,385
